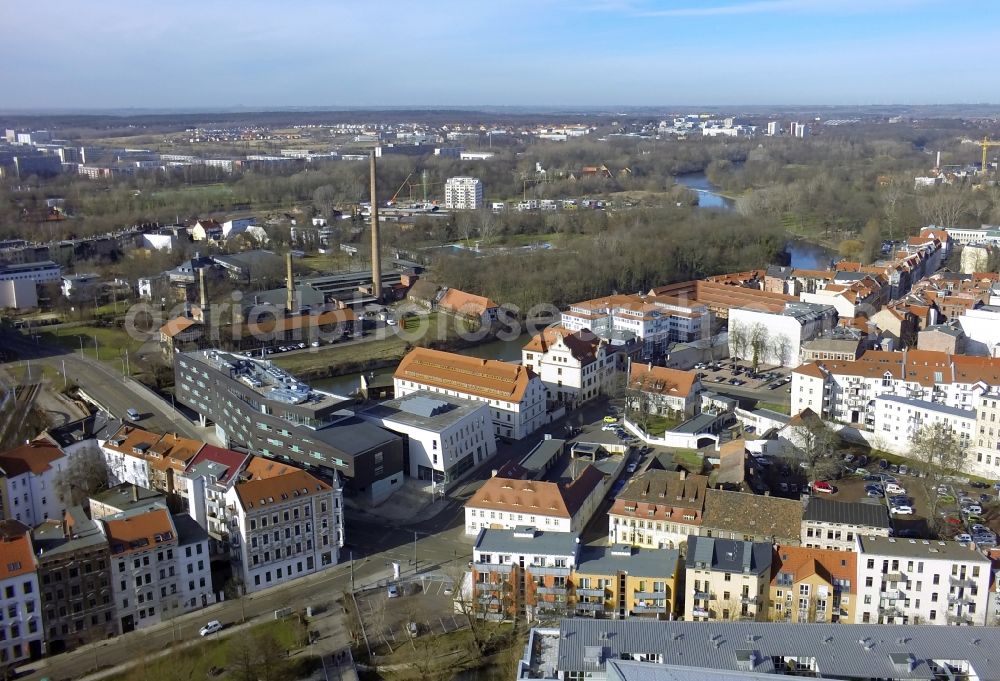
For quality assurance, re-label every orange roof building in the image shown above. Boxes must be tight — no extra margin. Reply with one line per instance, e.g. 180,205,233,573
770,545,858,623
394,347,546,440
437,288,500,320
0,440,67,526
522,326,613,407
627,362,702,416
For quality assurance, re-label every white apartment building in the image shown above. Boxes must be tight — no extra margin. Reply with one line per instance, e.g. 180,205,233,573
945,227,1000,245
104,507,183,632
801,498,891,552
178,445,251,549
360,391,496,484
0,522,42,667
973,394,1000,477
0,440,68,526
561,293,708,356
444,176,483,210
521,326,616,407
855,536,990,626
226,468,343,594
608,470,709,550
729,302,837,369
792,350,1000,436
394,348,546,441
872,395,975,456
958,307,1000,357
0,261,61,287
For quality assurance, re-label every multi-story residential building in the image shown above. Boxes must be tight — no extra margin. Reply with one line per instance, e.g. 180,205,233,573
444,176,483,210
626,363,703,416
31,508,117,654
561,293,709,356
685,536,772,622
522,326,616,407
179,445,252,551
801,498,891,551
226,466,342,594
974,394,1000,476
572,544,681,620
608,470,709,549
700,489,803,546
0,261,61,287
0,521,41,667
394,347,546,441
799,275,887,320
855,536,991,626
176,350,403,502
360,391,496,484
769,545,857,624
872,395,976,457
728,302,838,369
471,526,578,621
89,483,165,521
0,440,68,526
516,619,1000,681
100,426,205,497
464,464,605,535
173,514,214,610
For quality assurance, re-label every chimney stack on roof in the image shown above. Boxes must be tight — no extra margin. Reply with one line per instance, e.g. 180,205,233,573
198,267,209,321
370,151,383,302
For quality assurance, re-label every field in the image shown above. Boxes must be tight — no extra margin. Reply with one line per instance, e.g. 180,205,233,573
34,322,148,362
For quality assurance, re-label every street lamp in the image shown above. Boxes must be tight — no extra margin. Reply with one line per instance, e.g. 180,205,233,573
93,335,99,360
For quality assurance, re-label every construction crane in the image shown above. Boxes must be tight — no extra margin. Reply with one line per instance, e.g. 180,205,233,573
980,136,1000,175
388,170,444,205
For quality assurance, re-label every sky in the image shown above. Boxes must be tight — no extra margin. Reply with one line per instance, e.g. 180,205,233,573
1,0,999,109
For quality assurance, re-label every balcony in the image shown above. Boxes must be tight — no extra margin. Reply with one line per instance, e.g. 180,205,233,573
632,604,667,614
536,585,568,595
694,591,712,601
575,602,606,613
740,595,760,605
878,606,903,618
476,582,505,592
577,588,607,598
883,572,906,584
527,565,571,577
950,576,977,589
947,613,973,625
692,607,711,618
634,590,668,600
948,593,975,605
474,562,513,574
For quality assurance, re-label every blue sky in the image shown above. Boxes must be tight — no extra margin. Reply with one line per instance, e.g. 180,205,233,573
1,0,998,108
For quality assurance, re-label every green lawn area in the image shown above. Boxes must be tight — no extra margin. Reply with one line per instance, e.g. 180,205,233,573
756,401,790,415
35,323,147,362
103,619,313,681
643,413,684,436
673,449,705,474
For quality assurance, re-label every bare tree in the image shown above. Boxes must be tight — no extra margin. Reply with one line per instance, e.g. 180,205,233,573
748,322,770,372
728,321,750,364
787,414,839,483
880,182,905,241
477,209,499,245
916,188,968,228
54,447,110,507
768,333,793,368
908,423,967,531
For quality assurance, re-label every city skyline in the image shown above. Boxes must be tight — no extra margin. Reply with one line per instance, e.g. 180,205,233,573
2,0,998,109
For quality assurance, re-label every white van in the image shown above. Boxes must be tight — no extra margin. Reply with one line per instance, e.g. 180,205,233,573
126,408,141,421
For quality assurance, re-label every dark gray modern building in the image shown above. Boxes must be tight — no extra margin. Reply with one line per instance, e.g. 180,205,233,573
174,350,403,502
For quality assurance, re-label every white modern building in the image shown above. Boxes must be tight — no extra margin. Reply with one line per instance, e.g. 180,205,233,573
394,348,547,441
0,261,61,287
226,467,343,594
729,302,837,368
0,521,42,666
871,395,975,455
360,391,496,484
0,279,37,309
522,326,616,407
855,535,990,626
958,307,1000,357
444,176,483,210
945,226,1000,245
0,440,69,526
60,273,100,299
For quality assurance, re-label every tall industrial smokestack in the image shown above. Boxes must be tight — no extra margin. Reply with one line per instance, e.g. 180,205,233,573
936,150,941,170
369,150,383,301
198,267,209,321
285,252,295,313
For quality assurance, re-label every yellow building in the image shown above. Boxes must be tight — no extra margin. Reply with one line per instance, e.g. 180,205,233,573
769,545,857,624
572,544,681,619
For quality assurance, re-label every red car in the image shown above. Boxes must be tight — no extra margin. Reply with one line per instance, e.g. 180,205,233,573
812,481,836,494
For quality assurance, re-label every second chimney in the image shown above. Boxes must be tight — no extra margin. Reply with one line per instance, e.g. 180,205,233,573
285,252,295,313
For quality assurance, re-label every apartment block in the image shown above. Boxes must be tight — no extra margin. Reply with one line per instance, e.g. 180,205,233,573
855,536,991,626
608,470,709,550
770,545,857,624
685,536,772,622
226,464,343,594
0,521,42,666
573,544,681,620
0,440,68,526
444,176,483,210
394,347,546,440
801,498,891,551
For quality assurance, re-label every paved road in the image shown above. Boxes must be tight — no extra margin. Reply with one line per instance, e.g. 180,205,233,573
0,329,203,439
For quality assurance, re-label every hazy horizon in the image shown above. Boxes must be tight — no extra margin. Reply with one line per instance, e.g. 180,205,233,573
2,0,999,109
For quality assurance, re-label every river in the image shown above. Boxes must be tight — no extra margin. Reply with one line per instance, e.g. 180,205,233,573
674,172,835,269
312,333,531,396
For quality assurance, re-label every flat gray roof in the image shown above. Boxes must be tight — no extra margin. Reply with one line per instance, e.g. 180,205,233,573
858,535,990,562
553,619,1000,680
875,394,976,420
362,390,485,431
474,527,578,558
577,546,679,578
310,416,400,455
520,438,566,475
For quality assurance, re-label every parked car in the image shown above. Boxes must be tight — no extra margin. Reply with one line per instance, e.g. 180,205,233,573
407,622,419,637
603,416,618,424
955,533,973,543
812,481,836,494
885,483,906,495
878,459,889,470
970,481,989,489
126,408,141,421
857,455,869,466
979,494,992,504
898,464,909,475
890,505,914,515
199,620,223,636
865,484,884,495
601,424,617,432
843,453,855,463
962,505,983,515
626,462,638,474
387,584,400,599
864,474,883,482
866,489,882,498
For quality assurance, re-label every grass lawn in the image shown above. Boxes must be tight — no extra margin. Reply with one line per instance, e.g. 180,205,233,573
103,619,312,681
756,401,790,415
34,323,147,363
643,413,684,436
673,449,705,473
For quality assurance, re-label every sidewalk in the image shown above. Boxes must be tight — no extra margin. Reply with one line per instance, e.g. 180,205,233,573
345,477,451,523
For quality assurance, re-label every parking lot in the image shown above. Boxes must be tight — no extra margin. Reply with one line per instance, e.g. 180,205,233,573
355,576,467,651
693,360,793,393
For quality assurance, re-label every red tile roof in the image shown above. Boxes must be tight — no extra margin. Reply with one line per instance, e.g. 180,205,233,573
0,440,65,477
103,508,175,555
0,520,34,579
234,468,331,512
